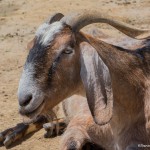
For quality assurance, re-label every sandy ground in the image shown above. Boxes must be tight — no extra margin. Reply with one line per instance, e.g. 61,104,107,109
0,0,150,149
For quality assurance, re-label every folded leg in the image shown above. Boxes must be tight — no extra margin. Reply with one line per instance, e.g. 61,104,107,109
0,116,47,148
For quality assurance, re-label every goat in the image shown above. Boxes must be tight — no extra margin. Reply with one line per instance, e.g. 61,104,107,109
0,11,150,150
0,26,113,150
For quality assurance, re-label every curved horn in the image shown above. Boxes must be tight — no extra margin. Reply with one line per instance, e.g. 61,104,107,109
46,12,64,24
61,11,150,39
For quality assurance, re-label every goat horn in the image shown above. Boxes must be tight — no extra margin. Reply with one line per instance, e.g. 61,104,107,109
46,13,64,24
61,11,150,39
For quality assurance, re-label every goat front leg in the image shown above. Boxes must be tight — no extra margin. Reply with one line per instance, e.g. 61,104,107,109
60,114,105,150
0,115,47,148
43,118,67,138
60,126,90,150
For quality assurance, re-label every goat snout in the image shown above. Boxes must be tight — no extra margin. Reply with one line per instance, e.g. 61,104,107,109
18,87,44,116
17,67,45,116
19,94,32,107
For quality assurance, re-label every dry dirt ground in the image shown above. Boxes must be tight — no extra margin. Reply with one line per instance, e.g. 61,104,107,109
0,0,150,149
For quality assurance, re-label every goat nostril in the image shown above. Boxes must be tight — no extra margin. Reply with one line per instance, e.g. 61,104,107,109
20,95,32,107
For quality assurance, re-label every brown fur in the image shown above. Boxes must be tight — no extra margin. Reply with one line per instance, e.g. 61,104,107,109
80,32,150,150
61,95,114,150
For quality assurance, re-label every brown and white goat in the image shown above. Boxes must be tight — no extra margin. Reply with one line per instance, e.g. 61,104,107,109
0,25,113,150
0,11,150,150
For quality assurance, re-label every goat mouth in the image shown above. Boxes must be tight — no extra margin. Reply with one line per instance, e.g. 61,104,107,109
20,101,45,124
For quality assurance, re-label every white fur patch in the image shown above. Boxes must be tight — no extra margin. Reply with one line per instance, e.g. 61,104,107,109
35,22,64,46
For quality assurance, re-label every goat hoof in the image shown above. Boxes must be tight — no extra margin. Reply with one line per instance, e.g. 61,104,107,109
67,140,78,150
3,135,13,148
0,133,4,146
44,131,56,138
64,138,83,150
0,133,4,143
43,123,56,138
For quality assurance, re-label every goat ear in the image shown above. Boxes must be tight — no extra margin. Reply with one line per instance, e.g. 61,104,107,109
46,13,64,24
80,42,113,125
26,13,64,50
27,38,36,50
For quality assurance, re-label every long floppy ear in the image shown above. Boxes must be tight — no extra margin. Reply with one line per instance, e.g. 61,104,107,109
80,41,113,125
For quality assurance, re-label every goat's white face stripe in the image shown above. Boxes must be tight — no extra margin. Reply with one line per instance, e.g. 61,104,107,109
18,63,36,98
18,63,45,112
35,22,64,46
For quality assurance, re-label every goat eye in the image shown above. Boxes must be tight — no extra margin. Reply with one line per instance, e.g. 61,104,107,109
63,48,73,54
